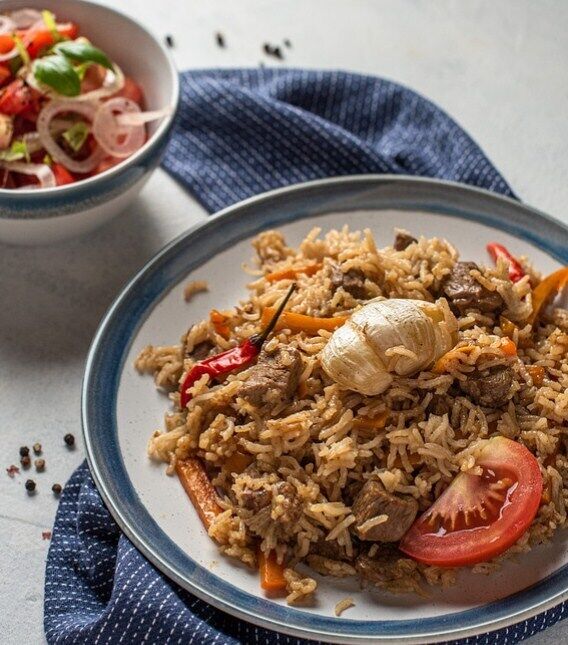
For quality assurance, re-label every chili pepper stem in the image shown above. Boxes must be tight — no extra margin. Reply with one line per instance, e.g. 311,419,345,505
250,283,296,347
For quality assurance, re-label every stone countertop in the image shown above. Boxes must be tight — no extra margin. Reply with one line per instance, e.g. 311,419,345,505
1,1,567,643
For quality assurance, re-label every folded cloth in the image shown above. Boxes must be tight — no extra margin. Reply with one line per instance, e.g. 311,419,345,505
45,69,565,645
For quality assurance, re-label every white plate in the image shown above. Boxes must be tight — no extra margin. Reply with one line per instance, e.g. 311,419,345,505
83,176,568,643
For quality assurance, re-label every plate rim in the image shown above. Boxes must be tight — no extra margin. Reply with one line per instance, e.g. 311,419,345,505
82,174,568,643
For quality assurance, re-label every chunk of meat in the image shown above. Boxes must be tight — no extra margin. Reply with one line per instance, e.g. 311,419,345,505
239,345,302,407
330,262,367,299
394,231,417,252
459,365,513,408
184,339,214,360
355,547,411,585
309,537,351,562
426,394,451,417
442,261,504,314
351,480,418,542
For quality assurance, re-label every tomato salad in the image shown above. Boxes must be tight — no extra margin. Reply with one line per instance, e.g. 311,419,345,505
0,8,171,189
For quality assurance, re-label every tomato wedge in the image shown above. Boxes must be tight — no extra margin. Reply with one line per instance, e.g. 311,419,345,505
20,23,79,59
0,79,33,115
52,163,75,186
399,437,542,567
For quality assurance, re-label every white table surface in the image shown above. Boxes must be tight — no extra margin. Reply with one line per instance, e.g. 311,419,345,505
1,1,567,643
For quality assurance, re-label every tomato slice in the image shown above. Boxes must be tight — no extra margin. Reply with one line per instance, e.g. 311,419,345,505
0,34,15,55
52,163,75,186
0,65,11,87
0,79,33,115
113,76,144,105
399,437,543,567
20,23,79,59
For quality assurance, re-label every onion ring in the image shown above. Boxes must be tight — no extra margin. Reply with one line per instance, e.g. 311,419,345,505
93,97,145,158
10,9,43,29
0,161,56,188
116,106,174,127
37,100,104,173
0,15,16,34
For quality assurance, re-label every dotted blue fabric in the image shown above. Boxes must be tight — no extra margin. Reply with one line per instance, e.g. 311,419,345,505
45,69,564,644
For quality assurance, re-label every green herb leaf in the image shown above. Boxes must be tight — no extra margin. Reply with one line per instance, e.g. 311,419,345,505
74,61,91,81
54,40,113,70
43,153,53,166
62,121,90,152
41,10,61,43
0,139,30,163
33,54,81,96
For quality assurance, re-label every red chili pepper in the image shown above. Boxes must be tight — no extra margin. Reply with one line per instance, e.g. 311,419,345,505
179,284,296,408
487,243,525,283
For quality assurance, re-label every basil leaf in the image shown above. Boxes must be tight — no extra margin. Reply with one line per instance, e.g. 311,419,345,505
75,62,91,81
0,140,29,163
33,55,81,97
62,121,90,152
54,40,113,70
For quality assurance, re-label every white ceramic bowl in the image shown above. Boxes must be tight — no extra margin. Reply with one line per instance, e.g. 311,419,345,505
0,0,180,245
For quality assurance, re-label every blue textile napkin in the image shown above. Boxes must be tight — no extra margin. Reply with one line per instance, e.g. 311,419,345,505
45,69,565,645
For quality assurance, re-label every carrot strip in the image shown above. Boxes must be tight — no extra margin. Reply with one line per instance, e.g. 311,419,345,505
210,309,231,339
500,337,517,357
353,411,389,430
265,263,323,283
175,458,222,530
530,267,568,324
259,550,287,593
527,365,545,387
499,316,518,339
223,451,253,475
260,308,348,334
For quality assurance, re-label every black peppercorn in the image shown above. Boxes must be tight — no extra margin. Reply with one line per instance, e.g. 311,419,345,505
20,455,31,468
25,479,36,493
215,32,225,48
33,443,42,455
19,446,29,457
165,34,174,48
52,483,62,495
35,458,45,472
284,38,291,48
64,433,75,447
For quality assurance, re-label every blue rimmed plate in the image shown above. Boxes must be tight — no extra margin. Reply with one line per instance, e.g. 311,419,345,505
82,176,568,643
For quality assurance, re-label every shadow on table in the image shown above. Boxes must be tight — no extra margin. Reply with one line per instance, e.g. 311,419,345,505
0,199,169,363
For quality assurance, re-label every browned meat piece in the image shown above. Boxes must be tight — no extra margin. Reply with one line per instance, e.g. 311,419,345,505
240,485,272,512
460,365,513,408
309,537,351,561
239,346,302,407
184,339,214,360
355,547,412,585
351,480,418,542
441,261,504,314
394,232,417,251
330,262,367,299
426,394,451,417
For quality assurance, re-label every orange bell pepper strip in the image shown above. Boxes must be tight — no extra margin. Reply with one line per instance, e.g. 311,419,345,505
209,309,231,339
175,458,222,530
223,451,253,475
260,308,348,334
259,550,287,593
265,263,322,283
530,267,568,324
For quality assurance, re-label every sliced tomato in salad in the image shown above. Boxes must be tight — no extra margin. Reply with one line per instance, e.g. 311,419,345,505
0,65,10,87
0,79,33,115
21,23,79,59
399,437,543,567
113,77,144,105
0,34,15,55
52,163,75,186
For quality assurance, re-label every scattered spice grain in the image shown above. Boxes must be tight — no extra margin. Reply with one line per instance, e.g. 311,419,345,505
33,443,42,455
165,34,174,48
19,446,29,457
215,32,225,48
20,455,31,468
52,483,62,496
64,433,75,447
6,465,20,478
35,458,45,472
25,479,36,493
42,531,52,540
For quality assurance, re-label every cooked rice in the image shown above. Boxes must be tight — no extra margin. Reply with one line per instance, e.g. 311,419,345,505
138,226,568,607
183,280,208,302
335,597,355,616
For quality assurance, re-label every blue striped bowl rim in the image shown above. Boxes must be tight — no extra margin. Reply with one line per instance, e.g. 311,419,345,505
82,175,568,643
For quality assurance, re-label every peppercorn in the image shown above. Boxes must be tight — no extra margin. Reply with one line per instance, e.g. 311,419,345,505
284,38,291,48
165,34,174,48
25,479,36,493
20,455,31,468
19,446,29,457
33,443,42,455
215,32,225,48
64,433,75,447
35,458,45,472
52,483,62,495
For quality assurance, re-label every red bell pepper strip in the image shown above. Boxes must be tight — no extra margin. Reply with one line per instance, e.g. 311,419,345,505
486,243,525,283
179,283,296,408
